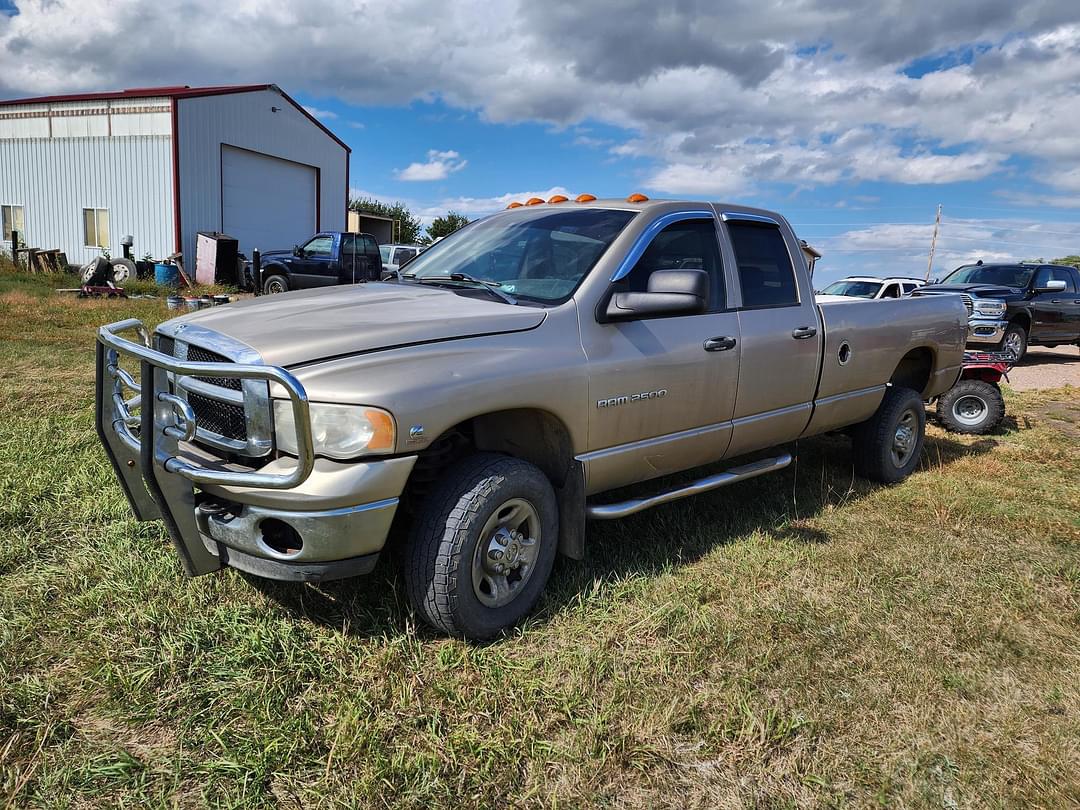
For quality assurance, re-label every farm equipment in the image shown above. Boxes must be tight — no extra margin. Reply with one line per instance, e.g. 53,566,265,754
934,350,1013,434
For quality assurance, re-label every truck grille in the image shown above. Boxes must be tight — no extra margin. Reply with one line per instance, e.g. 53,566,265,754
186,345,243,390
187,391,247,441
913,289,974,316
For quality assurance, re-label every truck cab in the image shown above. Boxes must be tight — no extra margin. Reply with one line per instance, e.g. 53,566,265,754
260,232,383,294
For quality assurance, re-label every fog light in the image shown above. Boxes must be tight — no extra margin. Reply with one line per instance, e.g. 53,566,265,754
259,519,303,556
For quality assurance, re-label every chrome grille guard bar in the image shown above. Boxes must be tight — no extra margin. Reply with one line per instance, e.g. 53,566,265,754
97,318,315,490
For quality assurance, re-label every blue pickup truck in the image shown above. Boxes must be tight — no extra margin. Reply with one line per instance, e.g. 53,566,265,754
259,232,384,294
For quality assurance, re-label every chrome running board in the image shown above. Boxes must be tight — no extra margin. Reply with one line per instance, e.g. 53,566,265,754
584,453,793,520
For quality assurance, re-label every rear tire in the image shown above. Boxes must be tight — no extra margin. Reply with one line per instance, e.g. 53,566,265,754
263,274,289,294
997,323,1028,361
404,453,558,640
936,380,1005,434
852,386,926,483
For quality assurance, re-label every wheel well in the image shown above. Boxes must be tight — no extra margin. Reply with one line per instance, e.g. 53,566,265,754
890,347,934,395
1009,312,1030,332
403,409,575,503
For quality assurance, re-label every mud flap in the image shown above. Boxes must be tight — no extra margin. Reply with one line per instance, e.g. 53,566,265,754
139,359,224,577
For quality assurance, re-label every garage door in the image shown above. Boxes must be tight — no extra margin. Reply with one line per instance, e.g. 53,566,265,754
221,146,317,255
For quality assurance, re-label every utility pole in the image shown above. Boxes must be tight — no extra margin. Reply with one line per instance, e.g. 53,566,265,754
926,203,942,280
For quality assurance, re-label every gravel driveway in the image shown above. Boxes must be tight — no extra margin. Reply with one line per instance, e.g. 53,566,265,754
1006,345,1080,391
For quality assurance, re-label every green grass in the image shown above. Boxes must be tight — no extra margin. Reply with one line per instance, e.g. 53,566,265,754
1,268,1079,807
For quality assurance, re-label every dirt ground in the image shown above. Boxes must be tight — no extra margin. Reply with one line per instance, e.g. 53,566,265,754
1007,345,1080,391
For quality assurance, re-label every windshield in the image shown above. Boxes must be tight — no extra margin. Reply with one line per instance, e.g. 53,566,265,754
402,208,637,303
379,245,392,262
820,280,882,298
941,264,1034,288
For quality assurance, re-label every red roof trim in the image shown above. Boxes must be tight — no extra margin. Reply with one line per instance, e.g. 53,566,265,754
0,83,350,152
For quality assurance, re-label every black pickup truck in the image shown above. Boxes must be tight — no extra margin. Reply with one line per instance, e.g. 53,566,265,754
259,232,384,294
915,262,1080,360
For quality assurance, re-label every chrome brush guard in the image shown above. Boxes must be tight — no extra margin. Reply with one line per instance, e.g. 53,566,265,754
95,318,315,575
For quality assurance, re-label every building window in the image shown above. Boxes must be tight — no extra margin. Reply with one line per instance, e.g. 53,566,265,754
2,204,25,243
83,208,110,248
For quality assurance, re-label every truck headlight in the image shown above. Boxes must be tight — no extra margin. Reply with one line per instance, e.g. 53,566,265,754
273,401,395,459
973,299,1006,317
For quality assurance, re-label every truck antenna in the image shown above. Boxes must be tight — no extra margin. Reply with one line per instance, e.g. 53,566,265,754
926,203,942,280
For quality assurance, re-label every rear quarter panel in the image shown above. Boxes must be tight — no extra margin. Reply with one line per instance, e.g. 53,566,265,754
804,295,966,436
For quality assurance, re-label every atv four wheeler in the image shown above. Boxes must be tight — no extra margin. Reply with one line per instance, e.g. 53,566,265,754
933,351,1012,434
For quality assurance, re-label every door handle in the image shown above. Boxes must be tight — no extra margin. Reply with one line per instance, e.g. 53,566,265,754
1051,299,1062,304
791,326,817,340
703,336,737,352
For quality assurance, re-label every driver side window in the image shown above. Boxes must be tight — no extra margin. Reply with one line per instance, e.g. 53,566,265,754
303,235,333,257
623,219,725,310
1034,266,1075,292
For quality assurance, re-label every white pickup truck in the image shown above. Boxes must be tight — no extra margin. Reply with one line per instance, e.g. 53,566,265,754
97,196,967,639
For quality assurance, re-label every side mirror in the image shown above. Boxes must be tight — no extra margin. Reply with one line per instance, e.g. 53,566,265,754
292,245,304,258
602,269,708,322
1037,279,1067,293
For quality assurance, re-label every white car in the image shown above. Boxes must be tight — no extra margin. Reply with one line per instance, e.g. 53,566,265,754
379,243,423,275
816,276,925,302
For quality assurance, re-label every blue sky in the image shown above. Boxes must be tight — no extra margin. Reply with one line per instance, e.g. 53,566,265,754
3,1,1080,284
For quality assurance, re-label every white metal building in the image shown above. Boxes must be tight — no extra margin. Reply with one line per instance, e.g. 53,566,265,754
0,84,349,266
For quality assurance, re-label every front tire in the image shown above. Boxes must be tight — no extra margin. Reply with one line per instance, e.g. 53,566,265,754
852,386,926,483
404,453,558,640
936,380,1005,434
998,323,1028,361
263,274,289,294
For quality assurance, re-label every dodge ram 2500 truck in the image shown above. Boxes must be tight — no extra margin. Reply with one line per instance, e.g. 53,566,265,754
97,197,967,639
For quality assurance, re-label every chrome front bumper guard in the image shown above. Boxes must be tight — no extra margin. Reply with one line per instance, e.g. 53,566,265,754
95,318,316,576
966,317,1007,344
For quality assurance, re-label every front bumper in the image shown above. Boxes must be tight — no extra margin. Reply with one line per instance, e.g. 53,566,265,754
966,317,1007,344
196,498,398,582
95,319,409,582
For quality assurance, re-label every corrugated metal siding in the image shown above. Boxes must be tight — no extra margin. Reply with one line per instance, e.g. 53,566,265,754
0,136,173,264
177,89,347,262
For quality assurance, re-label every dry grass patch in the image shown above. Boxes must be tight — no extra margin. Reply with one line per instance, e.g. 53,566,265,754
1,279,1078,807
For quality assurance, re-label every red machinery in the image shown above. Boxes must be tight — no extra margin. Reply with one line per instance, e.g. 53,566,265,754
934,350,1012,434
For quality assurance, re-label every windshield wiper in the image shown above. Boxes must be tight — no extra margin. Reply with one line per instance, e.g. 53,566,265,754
411,273,518,305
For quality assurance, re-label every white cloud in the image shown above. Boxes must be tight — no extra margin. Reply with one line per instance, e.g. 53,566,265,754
808,215,1080,282
396,149,468,181
5,2,1080,201
302,105,337,120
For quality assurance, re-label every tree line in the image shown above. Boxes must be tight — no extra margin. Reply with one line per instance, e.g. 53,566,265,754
348,197,470,246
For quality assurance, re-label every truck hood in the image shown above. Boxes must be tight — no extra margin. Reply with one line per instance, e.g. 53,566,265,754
919,283,1024,299
160,282,547,367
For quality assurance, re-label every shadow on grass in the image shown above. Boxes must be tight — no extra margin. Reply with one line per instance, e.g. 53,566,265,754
247,430,996,639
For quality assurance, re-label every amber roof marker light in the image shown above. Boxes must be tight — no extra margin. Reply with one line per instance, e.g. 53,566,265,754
575,193,597,203
525,197,545,206
547,194,569,203
506,201,523,209
626,193,649,203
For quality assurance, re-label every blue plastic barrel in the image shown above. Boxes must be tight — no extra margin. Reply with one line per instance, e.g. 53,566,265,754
155,262,179,287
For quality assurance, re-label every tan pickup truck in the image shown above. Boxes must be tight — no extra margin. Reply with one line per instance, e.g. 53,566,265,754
97,197,966,639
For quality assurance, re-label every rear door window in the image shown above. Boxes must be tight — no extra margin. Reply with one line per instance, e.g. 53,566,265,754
726,221,799,308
